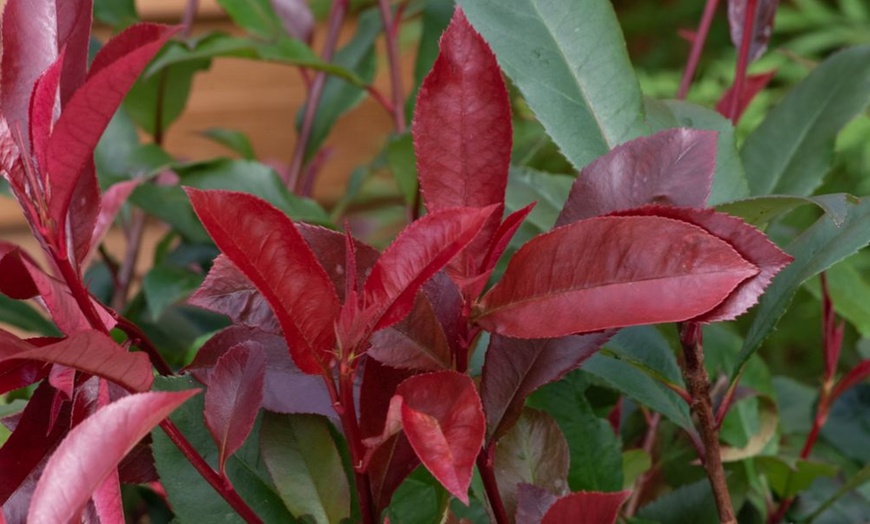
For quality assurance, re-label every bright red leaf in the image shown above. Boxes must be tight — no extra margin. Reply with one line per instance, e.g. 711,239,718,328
27,390,198,523
556,128,718,226
716,71,776,122
481,333,612,442
728,0,779,62
187,188,340,375
204,343,267,474
540,490,631,524
476,215,759,338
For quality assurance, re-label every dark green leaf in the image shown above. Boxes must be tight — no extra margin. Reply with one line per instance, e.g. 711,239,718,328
93,0,137,28
504,166,572,244
803,256,870,338
406,0,454,119
386,133,418,206
142,266,204,320
637,478,718,524
458,0,648,171
755,456,838,498
716,193,856,228
742,45,870,196
201,128,256,159
95,107,140,181
385,467,451,524
216,0,284,38
0,294,60,336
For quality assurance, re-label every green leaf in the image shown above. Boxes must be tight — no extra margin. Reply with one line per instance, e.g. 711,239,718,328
804,461,870,523
657,100,749,205
528,371,623,491
407,0,455,119
458,0,648,171
0,294,60,336
504,166,573,244
735,197,870,383
742,45,870,197
756,456,838,498
201,128,256,159
385,468,451,524
216,0,284,39
93,0,137,28
261,413,350,524
582,326,694,431
716,193,856,228
637,478,718,524
142,266,204,320
151,376,297,523
95,108,141,182
299,9,380,159
387,133,418,206
622,449,652,490
803,256,870,338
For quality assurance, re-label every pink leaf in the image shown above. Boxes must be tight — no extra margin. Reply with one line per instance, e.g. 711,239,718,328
556,128,718,226
55,0,93,105
481,333,611,442
187,188,340,375
0,330,154,392
363,206,495,332
540,490,631,524
728,0,779,62
0,0,58,148
615,206,792,322
85,178,142,266
271,0,314,42
29,51,64,172
28,390,197,523
414,8,511,213
47,23,179,238
476,215,759,338
715,71,776,122
386,371,485,504
204,343,267,474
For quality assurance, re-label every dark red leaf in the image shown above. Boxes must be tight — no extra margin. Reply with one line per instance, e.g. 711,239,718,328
0,0,58,150
187,188,340,375
368,289,453,370
414,8,511,213
28,390,197,522
481,333,611,442
204,343,267,474
69,160,101,264
615,206,792,322
540,490,631,524
379,371,485,504
359,358,418,439
728,0,779,62
362,206,495,332
515,483,559,524
47,23,178,238
556,129,718,226
297,223,381,304
367,433,420,515
29,51,64,172
715,71,776,122
0,382,71,505
55,0,93,105
0,360,47,395
476,215,759,338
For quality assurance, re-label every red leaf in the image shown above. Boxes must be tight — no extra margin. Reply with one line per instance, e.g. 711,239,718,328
615,206,792,322
28,390,197,522
476,215,759,338
204,343,267,474
363,206,495,331
367,433,420,515
55,0,93,105
541,490,631,524
69,160,101,264
369,289,453,370
385,371,485,504
728,0,779,62
0,329,153,392
0,0,57,149
481,333,611,442
715,71,776,122
47,23,179,237
414,7,511,213
298,223,381,304
556,128,718,226
29,51,64,172
0,360,47,395
85,178,142,265
187,188,340,375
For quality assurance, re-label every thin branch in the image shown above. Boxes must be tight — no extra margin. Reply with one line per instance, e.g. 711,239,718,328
377,0,407,133
113,312,174,376
477,445,510,524
729,0,758,123
677,0,720,99
181,0,199,38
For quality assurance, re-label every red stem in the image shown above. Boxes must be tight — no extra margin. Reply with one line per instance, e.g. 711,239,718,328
729,0,758,123
340,369,377,524
477,445,510,524
113,313,174,376
677,0,720,99
376,0,407,133
288,0,349,193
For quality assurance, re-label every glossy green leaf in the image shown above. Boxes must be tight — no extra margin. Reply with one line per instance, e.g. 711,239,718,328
93,0,137,28
504,166,573,243
742,45,870,196
736,197,870,383
385,467,451,524
756,456,838,498
261,412,350,523
216,0,284,38
716,193,856,228
142,265,203,320
201,128,256,159
458,0,648,171
387,133,418,206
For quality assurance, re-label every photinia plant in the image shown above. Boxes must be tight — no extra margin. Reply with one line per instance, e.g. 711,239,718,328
1,0,869,523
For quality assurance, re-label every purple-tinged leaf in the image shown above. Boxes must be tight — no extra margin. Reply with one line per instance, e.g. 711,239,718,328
540,490,631,524
556,129,718,226
204,343,267,474
297,223,381,304
615,206,792,322
363,206,495,332
0,360,47,395
29,52,64,172
369,290,453,370
494,410,570,519
414,8,511,213
187,188,340,375
367,433,420,515
359,358,418,439
0,382,70,506
0,330,153,392
481,333,611,442
716,71,776,122
728,0,779,62
379,371,485,504
187,326,334,418
516,483,559,524
0,0,58,149
28,390,197,523
476,215,759,338
271,0,314,42
47,23,179,238
55,0,94,105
